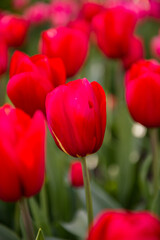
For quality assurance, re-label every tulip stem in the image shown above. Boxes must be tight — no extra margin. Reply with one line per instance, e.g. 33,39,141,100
150,128,159,198
81,157,93,227
19,198,35,240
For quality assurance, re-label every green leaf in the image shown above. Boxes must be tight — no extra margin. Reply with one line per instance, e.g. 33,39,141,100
139,155,152,201
151,189,160,216
61,210,87,239
0,224,20,240
35,229,45,240
77,182,122,216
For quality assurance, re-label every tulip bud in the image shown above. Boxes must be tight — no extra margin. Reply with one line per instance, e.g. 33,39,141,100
0,104,46,202
69,161,84,187
7,51,66,116
125,59,160,127
88,210,160,240
46,78,106,157
0,40,8,76
39,27,89,77
0,14,29,47
92,6,137,58
122,35,144,70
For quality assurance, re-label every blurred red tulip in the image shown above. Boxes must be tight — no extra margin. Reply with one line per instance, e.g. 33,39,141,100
122,35,144,70
0,14,29,47
7,51,66,116
68,19,90,38
151,30,160,59
79,2,104,23
0,104,46,202
40,27,89,77
69,161,84,187
88,210,160,240
46,78,106,157
92,6,137,58
0,40,8,76
125,59,160,127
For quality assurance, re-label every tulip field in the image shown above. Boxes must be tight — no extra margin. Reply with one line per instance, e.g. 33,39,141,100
1,0,160,239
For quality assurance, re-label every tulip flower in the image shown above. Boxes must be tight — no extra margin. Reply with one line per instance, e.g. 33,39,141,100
122,35,144,70
92,6,137,58
0,40,8,76
46,78,106,226
46,78,106,158
7,51,66,116
40,27,89,77
0,14,29,47
69,161,84,187
125,59,160,128
24,2,50,25
0,104,46,202
88,210,160,240
50,0,78,27
79,2,104,23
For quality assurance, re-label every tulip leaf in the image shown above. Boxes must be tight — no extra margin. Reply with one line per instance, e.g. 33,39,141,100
76,182,122,216
60,210,87,239
35,228,45,240
151,189,160,216
139,155,152,201
0,224,20,240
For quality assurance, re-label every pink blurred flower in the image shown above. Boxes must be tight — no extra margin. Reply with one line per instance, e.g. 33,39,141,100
151,30,160,58
12,0,30,10
24,2,50,25
50,0,78,27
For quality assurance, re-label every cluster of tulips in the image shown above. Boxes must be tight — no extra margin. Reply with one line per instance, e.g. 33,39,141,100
1,0,160,239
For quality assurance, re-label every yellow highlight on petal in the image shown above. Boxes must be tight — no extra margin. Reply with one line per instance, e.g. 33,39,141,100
51,129,69,156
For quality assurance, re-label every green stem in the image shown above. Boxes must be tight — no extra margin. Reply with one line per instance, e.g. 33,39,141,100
150,128,159,198
19,198,35,240
81,157,93,227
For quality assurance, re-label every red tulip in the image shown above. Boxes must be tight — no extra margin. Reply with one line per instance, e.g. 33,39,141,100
46,78,106,157
0,104,46,202
7,51,66,116
0,14,29,47
88,210,160,240
40,27,89,77
79,2,104,23
92,6,137,58
125,59,160,127
0,40,8,76
122,35,144,70
69,161,84,187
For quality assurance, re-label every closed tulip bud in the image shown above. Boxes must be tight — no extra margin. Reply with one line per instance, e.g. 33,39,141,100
92,6,137,58
7,51,66,116
46,78,106,157
0,14,29,47
122,35,144,70
125,59,160,127
0,104,46,202
88,210,160,240
69,161,84,187
40,27,89,77
0,40,8,76
79,2,104,23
